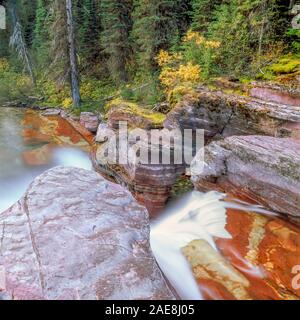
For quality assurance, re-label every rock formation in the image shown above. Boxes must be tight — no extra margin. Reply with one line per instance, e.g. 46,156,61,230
0,167,174,300
191,135,300,223
164,84,300,141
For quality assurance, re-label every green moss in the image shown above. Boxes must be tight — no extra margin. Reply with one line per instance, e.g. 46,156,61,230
255,54,300,82
105,98,166,126
270,56,300,74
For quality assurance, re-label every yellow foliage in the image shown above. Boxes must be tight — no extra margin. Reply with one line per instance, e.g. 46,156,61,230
156,50,173,67
159,62,201,91
62,97,73,108
156,50,183,67
16,75,31,88
205,40,221,49
183,30,205,45
183,30,220,49
0,59,9,72
156,29,221,105
178,63,201,82
36,80,70,105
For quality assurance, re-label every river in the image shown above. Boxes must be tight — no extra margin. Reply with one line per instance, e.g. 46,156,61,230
1,107,300,300
0,107,91,213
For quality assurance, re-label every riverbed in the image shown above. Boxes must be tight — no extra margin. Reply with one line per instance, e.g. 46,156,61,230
1,107,300,300
0,108,91,212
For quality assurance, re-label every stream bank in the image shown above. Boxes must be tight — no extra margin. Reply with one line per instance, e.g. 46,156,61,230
0,79,299,300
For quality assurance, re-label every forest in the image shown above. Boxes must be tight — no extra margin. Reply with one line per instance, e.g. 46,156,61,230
0,0,299,110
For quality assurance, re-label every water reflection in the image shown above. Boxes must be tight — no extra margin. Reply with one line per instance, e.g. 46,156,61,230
0,108,91,212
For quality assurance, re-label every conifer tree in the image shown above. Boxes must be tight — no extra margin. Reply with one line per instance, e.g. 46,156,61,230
100,0,133,85
132,0,182,75
74,0,101,66
190,0,222,32
33,0,51,66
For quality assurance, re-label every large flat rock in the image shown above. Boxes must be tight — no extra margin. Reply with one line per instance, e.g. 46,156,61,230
0,167,174,300
191,136,300,222
164,86,300,141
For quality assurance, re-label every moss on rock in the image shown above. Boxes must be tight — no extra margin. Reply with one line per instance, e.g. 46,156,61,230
105,98,166,128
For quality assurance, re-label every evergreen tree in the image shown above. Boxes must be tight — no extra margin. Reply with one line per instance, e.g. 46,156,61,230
132,0,183,75
74,0,102,67
100,0,133,85
190,0,222,32
20,0,37,47
51,0,69,86
33,0,51,66
206,0,291,76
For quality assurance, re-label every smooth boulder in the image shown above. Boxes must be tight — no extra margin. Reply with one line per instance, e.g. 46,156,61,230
0,167,174,300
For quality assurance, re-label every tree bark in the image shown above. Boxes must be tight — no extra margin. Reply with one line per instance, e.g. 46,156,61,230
65,0,81,107
9,0,36,86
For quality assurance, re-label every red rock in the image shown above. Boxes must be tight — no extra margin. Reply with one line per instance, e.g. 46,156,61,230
192,135,300,222
164,86,300,141
183,204,300,300
79,112,100,133
0,167,175,300
250,83,300,107
92,128,185,215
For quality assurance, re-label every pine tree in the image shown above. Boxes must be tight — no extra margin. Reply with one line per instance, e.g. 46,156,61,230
132,0,182,75
100,0,133,85
9,0,36,84
33,0,49,48
190,0,222,32
74,0,101,67
51,0,69,86
66,0,81,106
33,0,51,66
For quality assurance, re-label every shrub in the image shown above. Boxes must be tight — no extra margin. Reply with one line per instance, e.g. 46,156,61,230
0,59,34,103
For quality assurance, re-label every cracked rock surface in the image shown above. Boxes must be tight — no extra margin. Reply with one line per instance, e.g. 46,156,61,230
0,166,174,300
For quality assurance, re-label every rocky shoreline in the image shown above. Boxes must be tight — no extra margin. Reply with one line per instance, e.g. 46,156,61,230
1,80,299,300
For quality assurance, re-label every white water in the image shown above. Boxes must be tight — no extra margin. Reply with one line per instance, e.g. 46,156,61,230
150,191,278,300
0,108,91,213
0,148,91,213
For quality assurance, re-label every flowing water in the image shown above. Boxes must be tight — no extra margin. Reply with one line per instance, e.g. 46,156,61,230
0,108,91,213
151,191,300,300
1,107,300,300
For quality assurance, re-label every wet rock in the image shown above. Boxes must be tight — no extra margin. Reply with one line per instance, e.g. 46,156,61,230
183,240,252,300
164,86,300,141
93,101,184,215
79,112,100,133
0,167,174,300
183,208,300,300
191,135,300,222
42,109,61,116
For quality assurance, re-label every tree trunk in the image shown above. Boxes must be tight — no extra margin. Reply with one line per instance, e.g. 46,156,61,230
257,0,268,66
65,0,81,107
290,0,295,9
9,0,36,86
